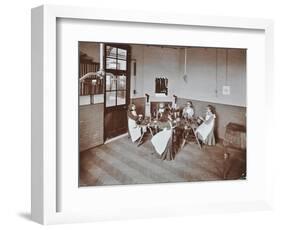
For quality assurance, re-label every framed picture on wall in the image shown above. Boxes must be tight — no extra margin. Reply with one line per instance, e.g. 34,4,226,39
31,5,274,225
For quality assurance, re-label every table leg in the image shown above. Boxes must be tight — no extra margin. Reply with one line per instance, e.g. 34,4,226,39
192,127,201,149
137,131,145,147
148,127,153,137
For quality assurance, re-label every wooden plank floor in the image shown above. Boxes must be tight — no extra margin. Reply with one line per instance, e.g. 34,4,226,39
79,136,246,186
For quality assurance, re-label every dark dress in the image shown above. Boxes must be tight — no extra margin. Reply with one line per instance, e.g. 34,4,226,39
160,137,174,160
154,121,174,161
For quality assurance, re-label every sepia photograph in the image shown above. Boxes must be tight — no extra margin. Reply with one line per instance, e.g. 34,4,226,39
79,42,247,187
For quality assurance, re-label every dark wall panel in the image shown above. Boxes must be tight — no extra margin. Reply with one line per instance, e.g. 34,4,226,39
79,103,104,151
131,97,146,115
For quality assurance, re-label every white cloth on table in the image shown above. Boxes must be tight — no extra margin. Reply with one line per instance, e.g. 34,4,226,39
195,114,216,141
128,117,142,142
151,128,172,156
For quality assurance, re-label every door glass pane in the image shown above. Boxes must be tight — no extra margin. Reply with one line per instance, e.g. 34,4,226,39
117,91,126,105
106,91,116,107
117,59,127,70
117,48,127,59
106,46,117,58
106,74,116,91
117,75,126,90
106,58,117,69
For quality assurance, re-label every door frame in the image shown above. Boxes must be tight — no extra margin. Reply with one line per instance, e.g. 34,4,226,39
103,43,131,141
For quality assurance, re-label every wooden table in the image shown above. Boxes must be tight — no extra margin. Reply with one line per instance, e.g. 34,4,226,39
137,117,202,152
173,119,201,149
148,118,201,154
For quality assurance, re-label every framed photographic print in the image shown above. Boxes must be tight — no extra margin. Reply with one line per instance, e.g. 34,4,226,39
31,5,274,224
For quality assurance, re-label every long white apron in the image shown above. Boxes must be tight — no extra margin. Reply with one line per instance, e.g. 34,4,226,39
195,114,216,141
151,128,172,156
128,117,142,142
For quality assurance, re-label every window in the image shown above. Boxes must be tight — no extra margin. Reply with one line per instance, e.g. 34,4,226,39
105,45,129,107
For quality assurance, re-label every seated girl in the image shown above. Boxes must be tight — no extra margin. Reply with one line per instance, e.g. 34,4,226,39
182,101,194,119
127,104,144,123
127,104,138,121
195,105,216,146
169,102,180,119
157,109,173,130
151,109,174,160
127,104,143,142
158,102,166,117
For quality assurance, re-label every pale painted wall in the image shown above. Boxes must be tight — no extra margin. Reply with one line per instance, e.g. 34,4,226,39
131,45,246,107
131,45,181,102
130,45,145,98
177,48,246,106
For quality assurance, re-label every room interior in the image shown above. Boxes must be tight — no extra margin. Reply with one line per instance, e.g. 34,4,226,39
79,42,247,186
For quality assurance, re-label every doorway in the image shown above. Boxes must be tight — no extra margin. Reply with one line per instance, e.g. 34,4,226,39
104,44,131,141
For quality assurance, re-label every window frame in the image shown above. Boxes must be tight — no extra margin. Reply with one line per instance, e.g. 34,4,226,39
104,43,130,109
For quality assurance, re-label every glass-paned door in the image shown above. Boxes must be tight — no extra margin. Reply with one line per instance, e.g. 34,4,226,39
104,44,130,140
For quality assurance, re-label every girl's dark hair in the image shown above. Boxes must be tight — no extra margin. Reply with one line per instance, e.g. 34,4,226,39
207,105,216,114
187,101,193,107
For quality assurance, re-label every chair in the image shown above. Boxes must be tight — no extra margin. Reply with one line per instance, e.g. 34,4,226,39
190,124,202,149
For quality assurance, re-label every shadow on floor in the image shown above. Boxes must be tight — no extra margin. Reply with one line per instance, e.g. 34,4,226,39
18,212,32,221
